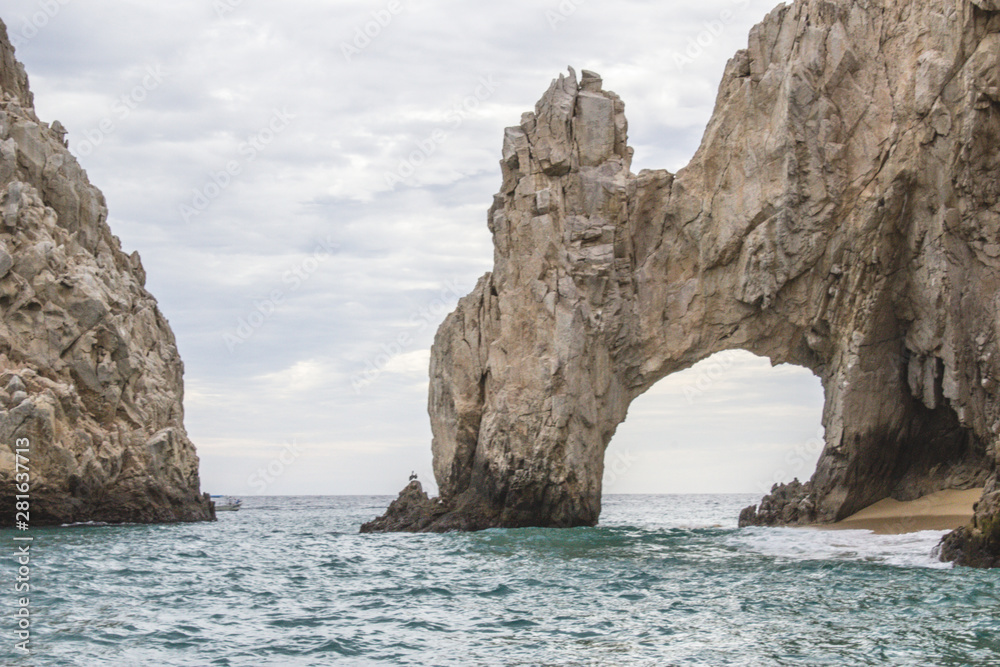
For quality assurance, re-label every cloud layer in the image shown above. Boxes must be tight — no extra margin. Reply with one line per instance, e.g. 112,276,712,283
4,0,821,496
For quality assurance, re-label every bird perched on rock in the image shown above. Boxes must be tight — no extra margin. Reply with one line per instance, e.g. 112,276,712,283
409,471,418,481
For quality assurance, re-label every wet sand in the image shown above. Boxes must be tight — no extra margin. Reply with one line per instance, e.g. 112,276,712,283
828,488,984,534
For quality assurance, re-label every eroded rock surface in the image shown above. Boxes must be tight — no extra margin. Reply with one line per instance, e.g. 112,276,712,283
0,19,213,525
365,0,1000,565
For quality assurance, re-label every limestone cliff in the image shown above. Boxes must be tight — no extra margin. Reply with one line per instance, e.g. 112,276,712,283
363,0,1000,566
0,19,213,525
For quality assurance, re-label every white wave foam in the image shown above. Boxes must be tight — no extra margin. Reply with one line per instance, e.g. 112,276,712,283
59,521,116,528
730,526,954,569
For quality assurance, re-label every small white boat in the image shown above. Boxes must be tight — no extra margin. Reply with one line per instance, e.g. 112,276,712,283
211,495,242,512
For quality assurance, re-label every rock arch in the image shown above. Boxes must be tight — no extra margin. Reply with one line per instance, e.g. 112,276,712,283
365,0,1000,564
602,350,825,495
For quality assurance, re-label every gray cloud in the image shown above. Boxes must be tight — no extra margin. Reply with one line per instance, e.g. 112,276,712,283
4,0,819,496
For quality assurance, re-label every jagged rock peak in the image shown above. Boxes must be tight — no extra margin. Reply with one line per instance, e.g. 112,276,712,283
0,18,213,525
0,21,31,109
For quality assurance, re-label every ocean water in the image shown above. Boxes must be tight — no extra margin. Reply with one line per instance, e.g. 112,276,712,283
4,494,1000,666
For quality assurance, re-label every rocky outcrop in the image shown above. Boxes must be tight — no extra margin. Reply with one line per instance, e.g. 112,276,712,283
364,0,1000,565
0,19,213,525
938,480,1000,567
360,481,437,533
360,481,454,533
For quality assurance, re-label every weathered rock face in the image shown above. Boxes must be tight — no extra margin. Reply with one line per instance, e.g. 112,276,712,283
360,481,443,533
365,0,1000,564
0,20,213,525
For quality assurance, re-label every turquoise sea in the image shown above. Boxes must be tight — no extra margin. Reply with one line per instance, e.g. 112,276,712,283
4,494,1000,666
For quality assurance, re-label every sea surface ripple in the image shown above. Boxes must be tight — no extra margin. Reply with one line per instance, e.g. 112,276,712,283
3,494,999,666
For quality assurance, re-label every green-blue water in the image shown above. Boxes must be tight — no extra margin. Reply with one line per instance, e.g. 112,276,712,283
3,495,1000,666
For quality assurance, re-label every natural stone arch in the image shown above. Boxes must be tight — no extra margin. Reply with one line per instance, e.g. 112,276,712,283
365,0,1000,566
601,350,825,495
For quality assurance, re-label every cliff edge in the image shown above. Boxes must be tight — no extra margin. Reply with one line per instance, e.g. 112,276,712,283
363,0,1000,566
0,19,213,525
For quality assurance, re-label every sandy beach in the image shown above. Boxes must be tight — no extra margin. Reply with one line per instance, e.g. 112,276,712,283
827,488,984,534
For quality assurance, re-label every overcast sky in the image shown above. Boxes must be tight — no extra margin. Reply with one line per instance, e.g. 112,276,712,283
4,0,825,497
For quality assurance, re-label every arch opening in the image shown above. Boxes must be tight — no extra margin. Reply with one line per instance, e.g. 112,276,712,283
602,350,825,497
